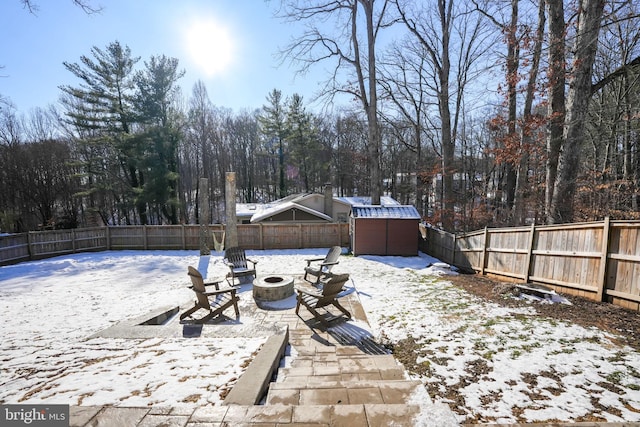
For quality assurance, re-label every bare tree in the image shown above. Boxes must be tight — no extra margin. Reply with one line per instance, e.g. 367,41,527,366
276,0,394,205
19,0,102,14
378,38,435,216
544,0,566,221
474,0,546,224
548,0,606,223
394,0,489,230
513,0,546,224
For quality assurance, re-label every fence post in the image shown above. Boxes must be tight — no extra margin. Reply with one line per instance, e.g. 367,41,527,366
106,226,111,250
71,229,76,253
524,222,536,283
259,223,264,249
298,223,303,248
27,231,34,260
480,227,488,275
143,225,148,250
181,224,186,250
596,216,611,302
451,232,456,266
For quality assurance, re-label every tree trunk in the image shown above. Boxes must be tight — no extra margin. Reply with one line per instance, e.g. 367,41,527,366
544,0,565,220
438,0,455,231
503,0,519,221
354,0,382,205
513,0,545,224
549,0,606,223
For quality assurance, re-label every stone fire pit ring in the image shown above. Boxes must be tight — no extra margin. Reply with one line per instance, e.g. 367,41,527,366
253,275,295,301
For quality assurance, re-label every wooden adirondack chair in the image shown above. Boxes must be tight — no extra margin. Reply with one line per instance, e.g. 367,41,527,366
180,266,239,323
223,247,258,286
303,246,341,285
296,273,352,326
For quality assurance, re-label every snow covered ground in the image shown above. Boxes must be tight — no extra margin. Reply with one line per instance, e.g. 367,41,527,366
0,249,638,423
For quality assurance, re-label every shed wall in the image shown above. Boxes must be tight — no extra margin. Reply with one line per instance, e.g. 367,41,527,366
352,218,418,256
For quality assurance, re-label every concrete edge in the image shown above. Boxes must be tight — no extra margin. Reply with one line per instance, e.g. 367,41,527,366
223,326,290,405
88,305,182,339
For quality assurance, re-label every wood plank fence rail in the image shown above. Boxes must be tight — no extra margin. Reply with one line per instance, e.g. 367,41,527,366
0,223,350,267
422,218,640,312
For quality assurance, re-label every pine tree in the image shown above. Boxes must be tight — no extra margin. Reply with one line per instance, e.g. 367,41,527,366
133,55,185,224
258,89,288,198
60,41,146,223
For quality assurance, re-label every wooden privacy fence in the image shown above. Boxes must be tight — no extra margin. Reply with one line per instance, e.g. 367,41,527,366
0,223,350,266
423,218,640,311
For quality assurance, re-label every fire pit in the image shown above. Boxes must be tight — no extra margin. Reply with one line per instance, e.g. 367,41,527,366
253,275,294,301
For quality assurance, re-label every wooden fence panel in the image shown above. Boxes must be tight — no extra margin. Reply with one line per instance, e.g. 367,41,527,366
0,233,30,265
183,225,202,250
73,227,108,252
485,227,531,280
0,223,352,264
529,222,604,298
29,230,74,258
606,222,640,310
301,223,344,248
426,228,455,265
237,224,263,249
424,219,640,311
108,226,146,249
145,225,185,250
261,224,301,249
454,231,484,271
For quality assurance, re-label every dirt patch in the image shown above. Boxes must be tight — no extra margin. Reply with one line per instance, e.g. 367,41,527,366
445,273,640,351
389,272,640,423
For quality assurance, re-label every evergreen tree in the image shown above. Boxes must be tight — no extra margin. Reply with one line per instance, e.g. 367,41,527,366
134,55,185,224
258,89,288,198
60,41,145,223
285,94,320,193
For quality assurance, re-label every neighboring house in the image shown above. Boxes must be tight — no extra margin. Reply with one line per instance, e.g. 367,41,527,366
235,186,402,224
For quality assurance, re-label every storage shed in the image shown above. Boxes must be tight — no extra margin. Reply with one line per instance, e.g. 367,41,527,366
350,205,421,256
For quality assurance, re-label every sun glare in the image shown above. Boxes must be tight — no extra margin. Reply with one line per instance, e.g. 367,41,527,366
185,18,235,77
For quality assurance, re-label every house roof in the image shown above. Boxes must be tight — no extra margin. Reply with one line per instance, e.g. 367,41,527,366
337,196,401,206
351,205,421,219
250,201,333,223
238,194,405,222
236,203,260,218
294,193,351,207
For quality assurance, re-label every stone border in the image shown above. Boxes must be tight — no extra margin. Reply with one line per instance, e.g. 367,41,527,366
253,275,295,301
223,327,290,405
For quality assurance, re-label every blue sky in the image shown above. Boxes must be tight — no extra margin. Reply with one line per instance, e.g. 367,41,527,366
0,0,327,113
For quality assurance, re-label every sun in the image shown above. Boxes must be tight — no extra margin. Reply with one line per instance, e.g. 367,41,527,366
185,18,235,77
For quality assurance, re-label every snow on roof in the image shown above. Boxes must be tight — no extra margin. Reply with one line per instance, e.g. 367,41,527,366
250,201,332,223
236,203,260,217
337,196,401,206
351,205,421,219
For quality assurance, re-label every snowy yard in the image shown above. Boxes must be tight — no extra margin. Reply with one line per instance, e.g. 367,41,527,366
0,249,638,424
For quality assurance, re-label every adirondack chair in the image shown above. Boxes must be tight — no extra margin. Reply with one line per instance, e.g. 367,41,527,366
295,273,352,326
180,266,239,323
303,246,341,285
223,246,258,286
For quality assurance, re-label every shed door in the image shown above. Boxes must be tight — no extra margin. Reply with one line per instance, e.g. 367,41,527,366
354,219,387,255
386,219,418,256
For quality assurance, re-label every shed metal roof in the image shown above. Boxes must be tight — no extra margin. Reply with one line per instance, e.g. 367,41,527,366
351,205,421,219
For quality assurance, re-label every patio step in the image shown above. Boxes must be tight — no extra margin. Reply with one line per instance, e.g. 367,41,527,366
266,379,423,405
188,403,425,425
264,345,424,408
